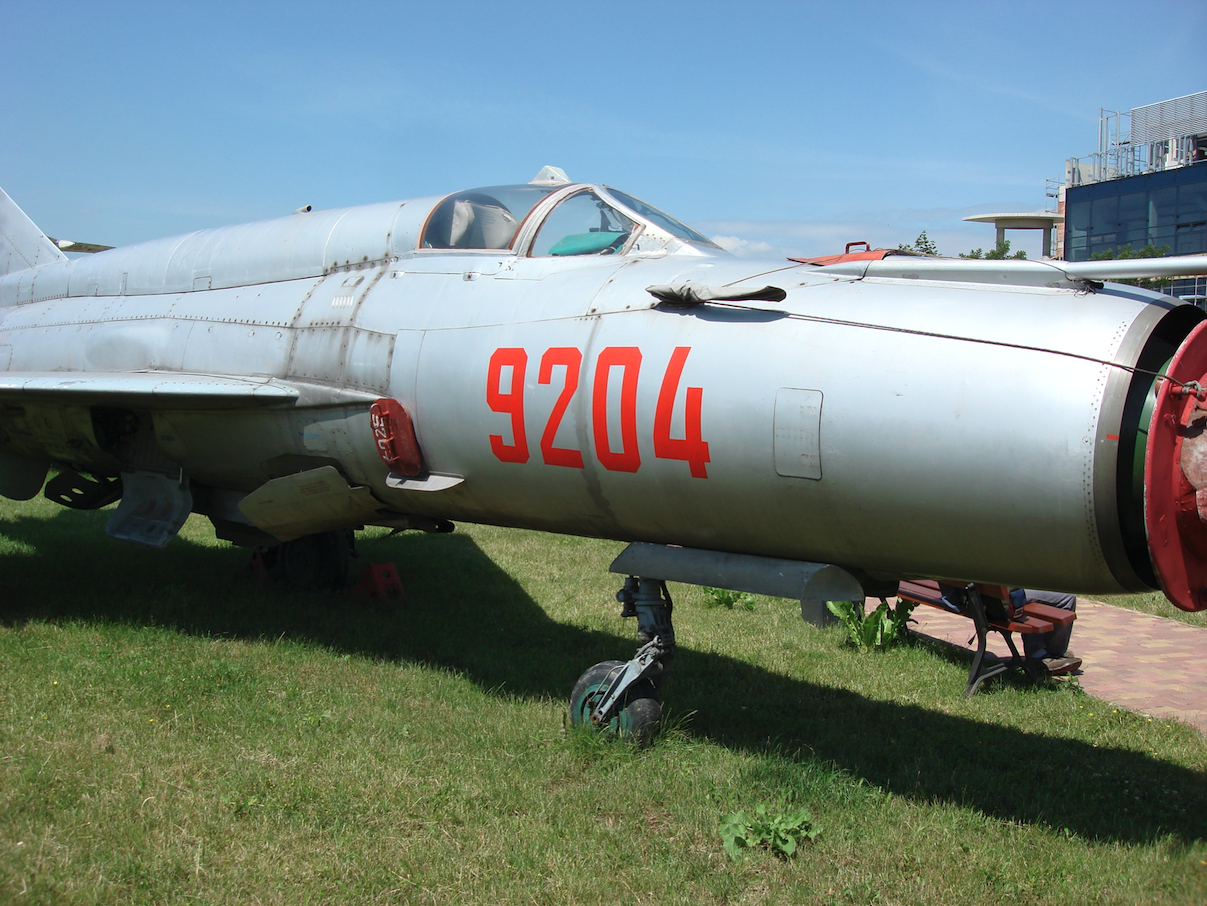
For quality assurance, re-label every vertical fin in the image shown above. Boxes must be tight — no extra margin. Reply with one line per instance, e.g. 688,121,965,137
0,187,68,276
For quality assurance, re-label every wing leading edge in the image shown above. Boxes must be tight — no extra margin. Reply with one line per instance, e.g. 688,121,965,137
0,371,384,409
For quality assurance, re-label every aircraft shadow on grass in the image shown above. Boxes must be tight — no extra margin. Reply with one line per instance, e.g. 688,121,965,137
2,507,1205,848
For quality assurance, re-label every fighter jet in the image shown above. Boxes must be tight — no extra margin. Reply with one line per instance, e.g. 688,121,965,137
3,167,1207,739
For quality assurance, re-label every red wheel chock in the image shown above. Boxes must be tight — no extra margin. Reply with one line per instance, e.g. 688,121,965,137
248,546,269,580
353,562,405,600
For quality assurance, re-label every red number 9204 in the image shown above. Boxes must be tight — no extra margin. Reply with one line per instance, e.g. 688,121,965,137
487,345,709,478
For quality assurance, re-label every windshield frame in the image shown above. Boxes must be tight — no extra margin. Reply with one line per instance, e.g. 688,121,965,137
599,186,720,249
523,186,644,258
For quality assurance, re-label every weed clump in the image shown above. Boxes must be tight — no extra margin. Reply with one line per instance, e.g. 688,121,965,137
826,598,916,652
701,586,755,611
719,804,821,858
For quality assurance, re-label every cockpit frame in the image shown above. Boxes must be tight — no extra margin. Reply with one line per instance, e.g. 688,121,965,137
415,181,715,261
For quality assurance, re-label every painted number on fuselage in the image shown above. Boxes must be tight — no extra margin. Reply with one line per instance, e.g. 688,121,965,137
486,347,529,463
486,346,710,477
539,347,584,469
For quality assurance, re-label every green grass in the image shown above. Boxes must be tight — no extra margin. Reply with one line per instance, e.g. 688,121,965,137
1100,590,1207,628
2,495,1206,904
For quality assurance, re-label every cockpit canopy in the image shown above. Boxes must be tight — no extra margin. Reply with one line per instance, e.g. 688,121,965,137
423,185,555,250
420,181,719,256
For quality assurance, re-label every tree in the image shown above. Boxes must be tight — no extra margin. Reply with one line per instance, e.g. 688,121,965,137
1089,244,1172,290
961,238,1026,260
1089,243,1170,260
898,230,939,256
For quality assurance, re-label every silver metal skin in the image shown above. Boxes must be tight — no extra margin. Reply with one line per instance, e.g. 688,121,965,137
611,543,868,606
2,179,1207,611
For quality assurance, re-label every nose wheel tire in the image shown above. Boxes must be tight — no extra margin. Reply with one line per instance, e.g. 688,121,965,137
569,660,662,744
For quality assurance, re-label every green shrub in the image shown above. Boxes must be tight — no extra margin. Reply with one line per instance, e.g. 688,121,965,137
826,598,916,652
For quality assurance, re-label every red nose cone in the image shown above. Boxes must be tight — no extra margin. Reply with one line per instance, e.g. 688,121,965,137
1145,319,1207,612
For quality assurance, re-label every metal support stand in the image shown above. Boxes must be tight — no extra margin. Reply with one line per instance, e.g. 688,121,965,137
962,583,1018,696
800,599,837,627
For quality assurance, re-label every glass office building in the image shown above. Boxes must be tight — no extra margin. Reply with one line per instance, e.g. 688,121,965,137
1064,163,1207,262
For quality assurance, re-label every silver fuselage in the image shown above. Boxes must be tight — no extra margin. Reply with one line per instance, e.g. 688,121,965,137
1,183,1202,600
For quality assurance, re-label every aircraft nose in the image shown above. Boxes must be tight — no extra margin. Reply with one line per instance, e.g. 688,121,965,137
1145,319,1207,611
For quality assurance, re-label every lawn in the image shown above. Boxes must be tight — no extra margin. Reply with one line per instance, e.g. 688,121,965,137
2,495,1206,904
1101,590,1207,628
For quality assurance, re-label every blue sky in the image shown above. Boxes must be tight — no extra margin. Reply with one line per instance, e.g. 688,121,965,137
3,0,1205,259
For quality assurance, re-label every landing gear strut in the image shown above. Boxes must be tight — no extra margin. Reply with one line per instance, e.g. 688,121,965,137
568,576,675,743
257,529,355,589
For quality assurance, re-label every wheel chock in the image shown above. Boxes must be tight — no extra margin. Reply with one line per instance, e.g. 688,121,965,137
353,562,405,600
248,546,269,580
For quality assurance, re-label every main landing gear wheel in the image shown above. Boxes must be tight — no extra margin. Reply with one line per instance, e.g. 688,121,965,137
260,529,354,589
569,661,662,744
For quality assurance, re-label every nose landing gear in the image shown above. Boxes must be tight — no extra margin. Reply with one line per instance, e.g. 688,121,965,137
568,576,675,743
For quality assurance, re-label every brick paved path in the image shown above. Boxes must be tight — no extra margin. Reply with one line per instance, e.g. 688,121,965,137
908,601,1207,733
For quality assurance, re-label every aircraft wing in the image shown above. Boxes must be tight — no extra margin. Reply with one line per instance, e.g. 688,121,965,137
0,371,372,409
1058,254,1207,280
808,252,1207,285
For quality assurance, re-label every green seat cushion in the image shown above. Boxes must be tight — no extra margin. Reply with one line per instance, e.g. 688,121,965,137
548,231,628,256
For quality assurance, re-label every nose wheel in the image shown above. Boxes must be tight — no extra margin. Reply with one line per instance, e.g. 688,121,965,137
568,661,662,743
568,577,675,743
